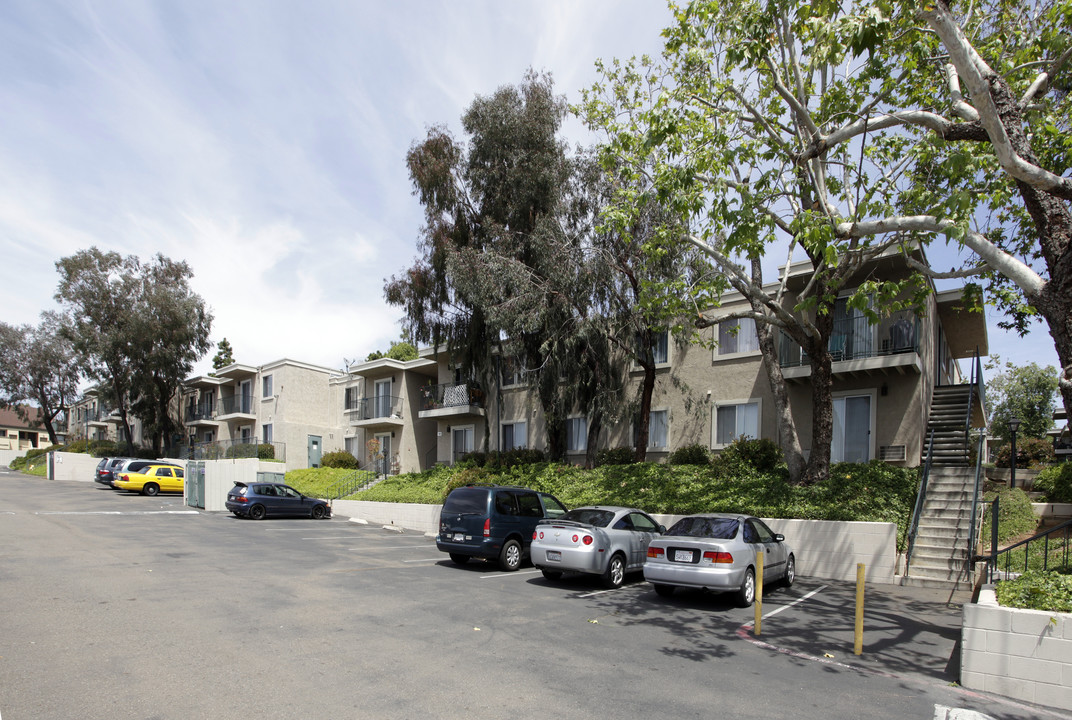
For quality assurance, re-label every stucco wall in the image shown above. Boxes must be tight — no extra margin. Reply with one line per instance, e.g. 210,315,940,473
46,451,101,481
961,586,1072,711
330,500,898,583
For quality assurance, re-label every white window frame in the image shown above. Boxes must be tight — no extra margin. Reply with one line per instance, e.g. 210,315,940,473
711,398,762,449
502,420,528,450
634,408,670,450
713,316,761,360
566,416,587,453
451,424,475,464
633,329,672,370
501,356,525,388
262,424,273,444
831,389,877,463
262,374,273,399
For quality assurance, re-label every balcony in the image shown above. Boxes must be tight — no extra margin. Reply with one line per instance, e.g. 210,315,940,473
349,395,405,429
418,382,485,419
184,401,218,426
217,395,256,420
779,312,922,382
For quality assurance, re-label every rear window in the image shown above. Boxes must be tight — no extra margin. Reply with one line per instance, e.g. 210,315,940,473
442,487,489,515
666,516,739,539
560,508,614,527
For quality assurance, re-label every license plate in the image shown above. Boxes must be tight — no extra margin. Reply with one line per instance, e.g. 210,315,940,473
546,550,561,562
453,533,466,542
674,549,694,563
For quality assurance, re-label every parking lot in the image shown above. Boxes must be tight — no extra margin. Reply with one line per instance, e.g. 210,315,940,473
0,472,1063,720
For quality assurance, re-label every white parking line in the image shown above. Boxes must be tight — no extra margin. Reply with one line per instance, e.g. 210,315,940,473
301,536,365,540
402,558,445,563
740,584,827,628
36,510,201,516
479,569,542,579
575,583,647,598
349,545,437,551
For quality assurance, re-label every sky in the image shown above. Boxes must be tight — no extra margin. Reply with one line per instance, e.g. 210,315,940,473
0,0,1061,381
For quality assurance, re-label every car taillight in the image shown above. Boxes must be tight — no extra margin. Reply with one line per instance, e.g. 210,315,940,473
233,496,248,503
647,547,665,558
702,551,733,564
483,518,490,538
533,531,538,540
582,535,594,546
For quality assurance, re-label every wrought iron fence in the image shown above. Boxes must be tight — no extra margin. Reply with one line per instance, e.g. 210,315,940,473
176,438,286,462
980,500,1072,583
355,395,404,421
779,312,920,368
418,382,485,412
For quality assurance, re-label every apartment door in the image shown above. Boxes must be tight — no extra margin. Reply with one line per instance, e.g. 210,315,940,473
308,435,322,468
374,378,392,419
832,395,871,463
452,426,474,465
240,380,253,413
375,432,392,476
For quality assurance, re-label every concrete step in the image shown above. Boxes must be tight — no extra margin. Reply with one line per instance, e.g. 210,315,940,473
903,564,970,583
898,574,972,591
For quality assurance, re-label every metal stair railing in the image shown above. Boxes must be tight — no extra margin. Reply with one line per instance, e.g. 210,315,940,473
325,464,378,501
966,432,986,582
905,426,935,576
982,514,1072,584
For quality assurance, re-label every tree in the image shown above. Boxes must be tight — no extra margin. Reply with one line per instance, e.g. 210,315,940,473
366,340,419,362
212,338,235,371
986,359,1058,442
0,313,80,445
55,248,212,455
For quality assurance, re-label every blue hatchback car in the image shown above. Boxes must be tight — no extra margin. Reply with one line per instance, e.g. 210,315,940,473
225,481,331,520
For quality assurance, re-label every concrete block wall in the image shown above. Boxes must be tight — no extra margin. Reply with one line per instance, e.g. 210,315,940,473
961,586,1072,711
330,501,898,584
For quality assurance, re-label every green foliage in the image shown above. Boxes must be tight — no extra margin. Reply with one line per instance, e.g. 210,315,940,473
995,571,1072,613
284,467,360,498
993,437,1055,469
597,447,636,466
1034,463,1072,503
211,337,235,370
714,437,785,475
224,443,258,460
457,449,547,469
667,443,710,465
986,360,1059,441
321,450,359,469
257,443,276,461
982,486,1039,547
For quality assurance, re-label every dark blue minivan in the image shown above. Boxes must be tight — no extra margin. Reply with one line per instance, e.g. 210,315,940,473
437,485,568,571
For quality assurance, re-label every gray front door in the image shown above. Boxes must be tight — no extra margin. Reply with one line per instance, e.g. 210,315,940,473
308,435,322,468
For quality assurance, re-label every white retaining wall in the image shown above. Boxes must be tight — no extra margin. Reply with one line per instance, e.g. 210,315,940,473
330,501,898,584
46,451,101,481
962,586,1072,711
199,459,287,512
0,449,24,467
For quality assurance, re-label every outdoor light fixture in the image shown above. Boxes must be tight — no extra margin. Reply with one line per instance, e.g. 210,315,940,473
1008,416,1021,490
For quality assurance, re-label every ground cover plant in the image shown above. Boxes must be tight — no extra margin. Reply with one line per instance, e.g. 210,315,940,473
994,570,1072,614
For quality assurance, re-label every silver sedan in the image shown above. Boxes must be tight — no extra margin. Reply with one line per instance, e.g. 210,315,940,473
531,506,665,588
643,513,795,607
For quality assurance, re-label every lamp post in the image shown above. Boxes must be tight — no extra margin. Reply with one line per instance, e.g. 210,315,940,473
1008,415,1021,490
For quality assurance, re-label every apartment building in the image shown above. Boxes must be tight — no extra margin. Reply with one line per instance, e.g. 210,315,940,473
68,387,145,447
180,359,344,471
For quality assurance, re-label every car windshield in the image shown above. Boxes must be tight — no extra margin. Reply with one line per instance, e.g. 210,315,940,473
666,516,739,539
559,508,614,527
442,487,487,515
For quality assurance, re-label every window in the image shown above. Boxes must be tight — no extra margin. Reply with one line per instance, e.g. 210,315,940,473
636,329,669,366
501,356,525,387
262,424,273,444
344,386,359,411
566,417,587,453
634,409,669,449
502,421,527,450
345,436,359,456
717,318,759,355
262,375,273,398
714,401,759,447
832,394,872,462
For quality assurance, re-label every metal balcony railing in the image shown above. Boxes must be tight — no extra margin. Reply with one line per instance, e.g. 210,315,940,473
184,402,216,422
176,438,286,462
352,395,404,422
779,312,920,368
218,395,255,415
419,382,485,412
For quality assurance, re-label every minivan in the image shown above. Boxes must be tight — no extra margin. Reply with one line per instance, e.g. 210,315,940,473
436,485,568,571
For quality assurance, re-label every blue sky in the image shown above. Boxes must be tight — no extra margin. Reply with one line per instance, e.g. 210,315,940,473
0,1,1060,379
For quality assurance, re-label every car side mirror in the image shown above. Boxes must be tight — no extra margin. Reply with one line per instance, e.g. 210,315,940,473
658,525,667,534
774,533,785,542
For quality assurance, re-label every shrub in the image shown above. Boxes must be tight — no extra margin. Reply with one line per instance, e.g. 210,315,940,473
321,451,359,469
483,448,547,469
667,443,711,466
225,443,258,459
597,447,636,466
981,486,1038,546
993,437,1056,468
995,570,1072,613
715,437,784,475
1034,463,1072,503
442,466,492,499
257,443,276,461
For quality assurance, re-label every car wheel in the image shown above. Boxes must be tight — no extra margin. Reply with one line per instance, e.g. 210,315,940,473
311,504,326,520
142,483,159,496
653,583,675,598
249,504,267,521
498,539,521,571
783,554,796,588
448,553,470,565
736,567,756,608
540,568,563,581
602,553,626,589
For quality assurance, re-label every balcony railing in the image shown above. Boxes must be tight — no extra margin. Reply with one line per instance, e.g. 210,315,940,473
218,395,255,415
352,395,404,422
779,312,920,368
184,402,216,422
419,382,485,412
176,438,286,462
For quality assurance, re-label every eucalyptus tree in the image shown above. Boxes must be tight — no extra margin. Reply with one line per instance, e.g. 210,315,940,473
582,0,1071,484
0,313,81,445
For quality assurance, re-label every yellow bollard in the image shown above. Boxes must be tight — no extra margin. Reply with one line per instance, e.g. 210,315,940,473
854,562,865,655
754,550,764,636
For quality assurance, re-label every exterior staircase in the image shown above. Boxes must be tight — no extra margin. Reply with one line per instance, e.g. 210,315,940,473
902,384,978,590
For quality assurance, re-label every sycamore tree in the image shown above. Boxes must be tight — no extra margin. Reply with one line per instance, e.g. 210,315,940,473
582,0,1070,484
0,313,81,445
986,359,1059,442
